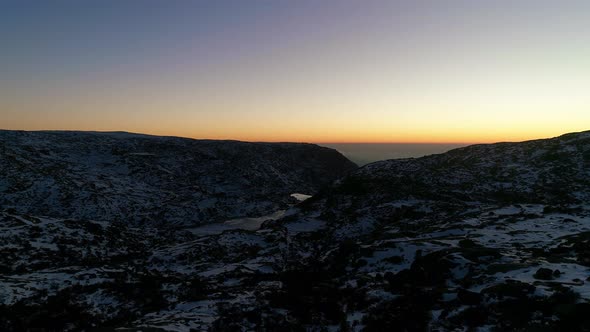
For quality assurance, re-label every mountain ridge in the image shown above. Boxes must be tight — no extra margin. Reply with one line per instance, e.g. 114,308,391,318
0,130,357,226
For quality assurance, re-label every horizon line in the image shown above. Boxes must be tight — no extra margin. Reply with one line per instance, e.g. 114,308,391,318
2,128,584,146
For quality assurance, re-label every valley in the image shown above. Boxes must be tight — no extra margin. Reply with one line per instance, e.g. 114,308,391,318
1,130,589,331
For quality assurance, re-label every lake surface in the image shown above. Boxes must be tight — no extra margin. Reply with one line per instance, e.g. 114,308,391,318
187,193,312,236
320,143,468,166
187,209,287,236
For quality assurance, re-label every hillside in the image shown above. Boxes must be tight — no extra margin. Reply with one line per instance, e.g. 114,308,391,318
0,130,356,226
260,130,590,330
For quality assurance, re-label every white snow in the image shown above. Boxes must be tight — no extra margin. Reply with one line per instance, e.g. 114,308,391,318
291,193,312,202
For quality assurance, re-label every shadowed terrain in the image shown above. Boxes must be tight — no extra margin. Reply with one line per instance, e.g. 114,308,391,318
1,130,589,331
0,130,356,226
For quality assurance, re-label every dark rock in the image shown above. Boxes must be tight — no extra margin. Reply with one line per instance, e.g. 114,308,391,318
534,268,554,280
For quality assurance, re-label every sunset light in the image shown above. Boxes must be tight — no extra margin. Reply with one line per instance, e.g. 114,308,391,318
2,1,589,143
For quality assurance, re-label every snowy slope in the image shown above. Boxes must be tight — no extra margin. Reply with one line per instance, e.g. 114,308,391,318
0,130,356,226
253,130,590,330
2,130,590,331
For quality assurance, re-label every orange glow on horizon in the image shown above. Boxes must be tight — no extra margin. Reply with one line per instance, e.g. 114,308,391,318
3,119,584,146
2,2,589,146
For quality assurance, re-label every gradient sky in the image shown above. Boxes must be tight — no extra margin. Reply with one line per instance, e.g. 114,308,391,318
1,1,589,143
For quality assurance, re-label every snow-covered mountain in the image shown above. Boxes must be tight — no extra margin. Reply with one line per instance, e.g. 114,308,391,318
1,130,589,331
0,130,356,226
258,130,590,330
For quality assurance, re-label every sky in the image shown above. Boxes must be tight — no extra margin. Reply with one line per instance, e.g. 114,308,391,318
1,0,589,143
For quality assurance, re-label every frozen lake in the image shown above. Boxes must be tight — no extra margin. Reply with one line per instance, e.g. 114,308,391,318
187,193,312,236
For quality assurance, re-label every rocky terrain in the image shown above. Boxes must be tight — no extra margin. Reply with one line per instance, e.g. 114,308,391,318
0,130,356,226
1,130,590,331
